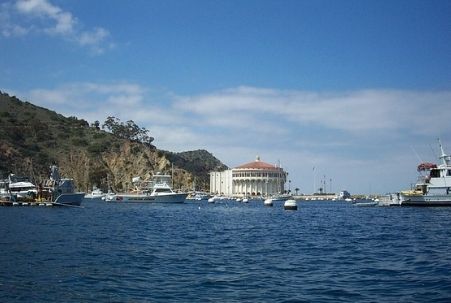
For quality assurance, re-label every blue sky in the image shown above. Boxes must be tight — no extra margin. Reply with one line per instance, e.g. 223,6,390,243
1,0,451,194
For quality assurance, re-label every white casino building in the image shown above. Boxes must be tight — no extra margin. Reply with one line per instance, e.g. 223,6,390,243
210,156,288,197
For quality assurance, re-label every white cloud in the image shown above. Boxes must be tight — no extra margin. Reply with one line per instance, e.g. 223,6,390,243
151,126,208,151
17,0,59,15
27,82,145,116
0,2,27,37
0,0,112,54
177,87,451,137
77,27,114,54
78,27,107,45
15,0,76,35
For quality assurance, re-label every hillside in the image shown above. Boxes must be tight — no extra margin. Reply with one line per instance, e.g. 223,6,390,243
0,91,227,192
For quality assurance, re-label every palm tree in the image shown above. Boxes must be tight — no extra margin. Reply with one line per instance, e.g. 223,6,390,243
295,188,299,195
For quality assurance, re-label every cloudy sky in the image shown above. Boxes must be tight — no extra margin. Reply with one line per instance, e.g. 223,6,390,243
1,0,451,194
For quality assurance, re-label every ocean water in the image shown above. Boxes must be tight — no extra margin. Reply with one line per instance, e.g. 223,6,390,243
1,200,451,302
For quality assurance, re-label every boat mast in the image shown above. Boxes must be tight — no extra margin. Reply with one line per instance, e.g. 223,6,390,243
438,138,450,166
171,163,174,189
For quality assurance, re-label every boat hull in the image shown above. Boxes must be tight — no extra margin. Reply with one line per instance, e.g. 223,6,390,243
84,194,105,201
54,193,85,206
401,194,451,207
106,193,187,203
354,201,378,207
270,195,292,202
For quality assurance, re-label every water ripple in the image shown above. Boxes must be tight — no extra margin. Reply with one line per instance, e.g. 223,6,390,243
1,201,451,302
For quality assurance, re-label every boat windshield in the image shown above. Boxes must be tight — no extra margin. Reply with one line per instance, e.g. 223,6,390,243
154,188,172,193
430,169,440,178
153,174,171,185
9,175,31,183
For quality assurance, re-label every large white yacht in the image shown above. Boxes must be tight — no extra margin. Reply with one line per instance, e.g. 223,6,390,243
399,140,451,206
7,174,37,198
105,173,187,203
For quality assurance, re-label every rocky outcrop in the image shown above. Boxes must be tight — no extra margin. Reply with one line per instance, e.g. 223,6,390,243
55,141,196,193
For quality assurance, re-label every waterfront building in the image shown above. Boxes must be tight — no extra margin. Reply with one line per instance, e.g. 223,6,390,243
210,156,287,197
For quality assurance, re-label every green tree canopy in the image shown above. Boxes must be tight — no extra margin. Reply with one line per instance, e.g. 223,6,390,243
102,116,154,148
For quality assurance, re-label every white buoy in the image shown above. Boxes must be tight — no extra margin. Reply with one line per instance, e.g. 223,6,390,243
264,198,273,207
284,199,298,210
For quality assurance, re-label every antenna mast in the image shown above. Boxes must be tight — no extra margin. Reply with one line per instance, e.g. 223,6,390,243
438,138,450,166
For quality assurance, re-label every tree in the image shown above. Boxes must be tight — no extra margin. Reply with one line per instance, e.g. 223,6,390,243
102,116,155,148
68,116,89,127
91,120,100,130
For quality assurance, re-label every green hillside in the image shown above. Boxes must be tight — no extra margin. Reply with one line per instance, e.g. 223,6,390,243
0,91,227,192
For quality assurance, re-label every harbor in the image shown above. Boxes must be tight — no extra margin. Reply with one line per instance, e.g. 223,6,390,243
1,1,450,301
2,198,451,302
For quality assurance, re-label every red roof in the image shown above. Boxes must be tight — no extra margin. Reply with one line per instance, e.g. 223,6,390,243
417,162,437,171
235,157,280,170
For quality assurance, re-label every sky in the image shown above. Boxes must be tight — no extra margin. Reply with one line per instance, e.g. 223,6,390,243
1,0,451,194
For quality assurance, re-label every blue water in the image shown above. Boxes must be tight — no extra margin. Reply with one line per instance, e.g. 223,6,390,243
1,200,451,302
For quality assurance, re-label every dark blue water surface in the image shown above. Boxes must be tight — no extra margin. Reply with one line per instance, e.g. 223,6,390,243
1,200,451,302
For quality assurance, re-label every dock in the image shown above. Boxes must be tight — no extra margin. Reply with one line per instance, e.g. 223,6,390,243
294,194,337,200
0,200,55,207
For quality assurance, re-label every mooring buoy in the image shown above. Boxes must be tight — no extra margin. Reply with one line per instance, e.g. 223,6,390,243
264,198,273,207
284,199,298,210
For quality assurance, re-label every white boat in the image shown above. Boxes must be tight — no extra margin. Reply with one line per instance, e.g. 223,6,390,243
193,192,210,201
338,190,351,200
7,174,37,198
84,187,106,200
397,140,451,206
376,193,401,206
105,173,187,203
270,194,292,202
